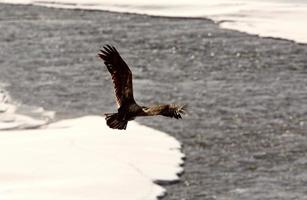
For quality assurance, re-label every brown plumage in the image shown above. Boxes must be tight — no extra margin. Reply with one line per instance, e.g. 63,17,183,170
98,45,186,130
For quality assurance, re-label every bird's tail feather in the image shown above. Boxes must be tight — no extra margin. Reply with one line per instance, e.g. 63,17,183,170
105,113,128,130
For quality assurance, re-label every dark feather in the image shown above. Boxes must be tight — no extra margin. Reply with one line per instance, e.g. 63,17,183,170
98,45,135,107
105,113,128,130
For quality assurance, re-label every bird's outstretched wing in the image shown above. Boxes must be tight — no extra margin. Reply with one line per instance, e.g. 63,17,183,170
98,45,135,107
144,104,187,119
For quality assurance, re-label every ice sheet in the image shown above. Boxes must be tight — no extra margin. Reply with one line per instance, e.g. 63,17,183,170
1,0,306,43
0,92,184,200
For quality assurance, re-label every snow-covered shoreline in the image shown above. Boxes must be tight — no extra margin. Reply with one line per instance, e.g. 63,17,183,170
1,0,307,43
0,90,184,200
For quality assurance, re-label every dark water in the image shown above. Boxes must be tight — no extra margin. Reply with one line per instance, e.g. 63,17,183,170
1,4,307,200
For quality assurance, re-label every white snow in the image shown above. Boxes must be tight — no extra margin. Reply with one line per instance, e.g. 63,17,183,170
0,93,184,200
0,0,306,43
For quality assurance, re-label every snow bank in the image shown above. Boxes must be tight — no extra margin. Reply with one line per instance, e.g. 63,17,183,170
1,0,307,43
0,92,184,200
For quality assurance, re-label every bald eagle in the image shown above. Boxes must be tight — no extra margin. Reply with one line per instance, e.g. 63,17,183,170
98,45,186,130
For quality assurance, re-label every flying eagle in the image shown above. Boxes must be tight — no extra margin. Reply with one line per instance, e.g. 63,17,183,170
98,45,186,130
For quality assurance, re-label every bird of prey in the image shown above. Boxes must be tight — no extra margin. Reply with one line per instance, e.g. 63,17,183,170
98,45,186,130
